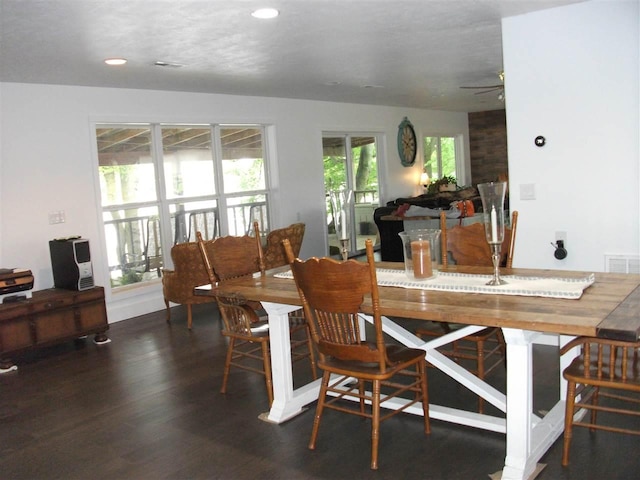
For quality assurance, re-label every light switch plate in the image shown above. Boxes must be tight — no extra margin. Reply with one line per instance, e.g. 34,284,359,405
520,183,536,200
48,211,66,224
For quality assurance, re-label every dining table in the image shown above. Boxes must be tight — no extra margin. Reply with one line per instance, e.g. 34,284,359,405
195,262,640,480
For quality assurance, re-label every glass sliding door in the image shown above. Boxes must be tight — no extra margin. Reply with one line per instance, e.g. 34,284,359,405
322,134,379,257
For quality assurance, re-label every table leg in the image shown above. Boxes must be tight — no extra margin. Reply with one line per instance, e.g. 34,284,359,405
500,328,565,480
375,316,563,480
261,301,322,423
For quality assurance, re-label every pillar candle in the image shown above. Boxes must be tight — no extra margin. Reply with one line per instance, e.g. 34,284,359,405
340,210,347,239
411,240,432,279
490,206,498,243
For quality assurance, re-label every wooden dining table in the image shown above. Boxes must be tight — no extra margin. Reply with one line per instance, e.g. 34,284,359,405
195,263,640,480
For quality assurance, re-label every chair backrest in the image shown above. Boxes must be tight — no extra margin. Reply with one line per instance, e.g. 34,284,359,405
262,223,305,270
197,223,265,282
440,210,518,268
188,207,220,241
196,231,218,286
561,336,640,385
170,240,210,277
284,238,389,370
196,231,261,336
144,216,163,273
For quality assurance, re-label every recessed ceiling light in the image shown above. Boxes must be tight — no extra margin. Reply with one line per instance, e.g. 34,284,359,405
251,8,279,19
104,58,127,66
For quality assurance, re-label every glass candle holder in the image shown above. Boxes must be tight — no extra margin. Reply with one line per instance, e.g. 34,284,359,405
329,189,353,260
477,181,508,286
398,229,441,281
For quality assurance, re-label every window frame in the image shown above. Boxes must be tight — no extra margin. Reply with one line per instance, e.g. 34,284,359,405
93,121,273,290
422,134,467,184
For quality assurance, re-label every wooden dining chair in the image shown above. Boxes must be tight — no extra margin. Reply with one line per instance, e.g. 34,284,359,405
261,222,305,270
283,238,430,470
196,228,316,406
252,222,315,376
560,336,640,466
415,210,518,413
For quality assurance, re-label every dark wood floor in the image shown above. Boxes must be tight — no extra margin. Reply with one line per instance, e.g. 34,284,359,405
1,303,639,480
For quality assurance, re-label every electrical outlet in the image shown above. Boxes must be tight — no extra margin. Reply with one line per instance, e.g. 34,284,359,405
555,231,567,242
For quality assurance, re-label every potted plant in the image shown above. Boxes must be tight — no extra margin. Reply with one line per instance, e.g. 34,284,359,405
428,175,458,194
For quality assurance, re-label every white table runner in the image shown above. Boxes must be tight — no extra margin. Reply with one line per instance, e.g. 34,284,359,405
275,269,595,299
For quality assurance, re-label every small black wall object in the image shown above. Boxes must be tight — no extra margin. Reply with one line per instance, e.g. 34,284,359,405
534,136,546,147
553,240,568,260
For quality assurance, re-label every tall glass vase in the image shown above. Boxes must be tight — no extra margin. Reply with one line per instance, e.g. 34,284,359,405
330,189,353,260
477,181,508,285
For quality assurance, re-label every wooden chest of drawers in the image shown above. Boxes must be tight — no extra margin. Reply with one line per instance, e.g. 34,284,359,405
0,287,109,370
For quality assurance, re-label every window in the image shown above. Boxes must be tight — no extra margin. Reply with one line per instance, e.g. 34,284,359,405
423,136,459,183
95,123,270,288
322,134,380,257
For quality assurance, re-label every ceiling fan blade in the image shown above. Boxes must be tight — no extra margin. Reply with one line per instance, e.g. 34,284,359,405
460,84,504,89
473,87,503,95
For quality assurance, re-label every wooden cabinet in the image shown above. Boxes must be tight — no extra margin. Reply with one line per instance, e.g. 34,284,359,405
0,287,108,369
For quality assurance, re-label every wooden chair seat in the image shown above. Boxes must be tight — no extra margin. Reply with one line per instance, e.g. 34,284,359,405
321,343,427,378
284,238,429,470
561,336,640,466
215,292,274,404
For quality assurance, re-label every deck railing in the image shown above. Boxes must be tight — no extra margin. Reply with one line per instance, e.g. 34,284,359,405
104,201,268,283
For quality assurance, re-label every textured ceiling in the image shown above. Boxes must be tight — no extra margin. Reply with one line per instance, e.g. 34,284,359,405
0,0,584,112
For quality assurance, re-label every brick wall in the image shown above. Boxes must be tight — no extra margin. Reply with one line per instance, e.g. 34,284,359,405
468,109,508,185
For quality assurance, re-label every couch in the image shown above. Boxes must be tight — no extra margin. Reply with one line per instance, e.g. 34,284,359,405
374,187,482,262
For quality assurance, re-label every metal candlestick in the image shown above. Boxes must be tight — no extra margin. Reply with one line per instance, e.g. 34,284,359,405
340,239,350,261
330,188,354,261
477,181,508,287
487,243,507,285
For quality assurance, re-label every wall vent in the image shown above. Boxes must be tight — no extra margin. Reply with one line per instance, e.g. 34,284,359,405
605,254,640,274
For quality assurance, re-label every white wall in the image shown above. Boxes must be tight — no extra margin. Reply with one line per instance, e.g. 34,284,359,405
5,0,635,323
503,0,639,271
0,83,468,321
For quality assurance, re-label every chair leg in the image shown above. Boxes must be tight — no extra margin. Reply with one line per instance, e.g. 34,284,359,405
562,380,577,466
476,339,486,414
165,299,171,324
309,371,330,451
261,341,274,406
187,304,193,329
370,379,381,470
590,386,599,431
305,324,318,380
419,361,431,434
221,338,235,395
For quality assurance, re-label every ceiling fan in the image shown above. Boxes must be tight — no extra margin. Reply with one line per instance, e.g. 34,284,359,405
460,71,505,100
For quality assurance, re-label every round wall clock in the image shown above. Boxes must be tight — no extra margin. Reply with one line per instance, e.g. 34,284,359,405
397,117,417,167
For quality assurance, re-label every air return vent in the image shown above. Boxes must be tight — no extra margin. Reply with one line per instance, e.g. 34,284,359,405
605,255,640,274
